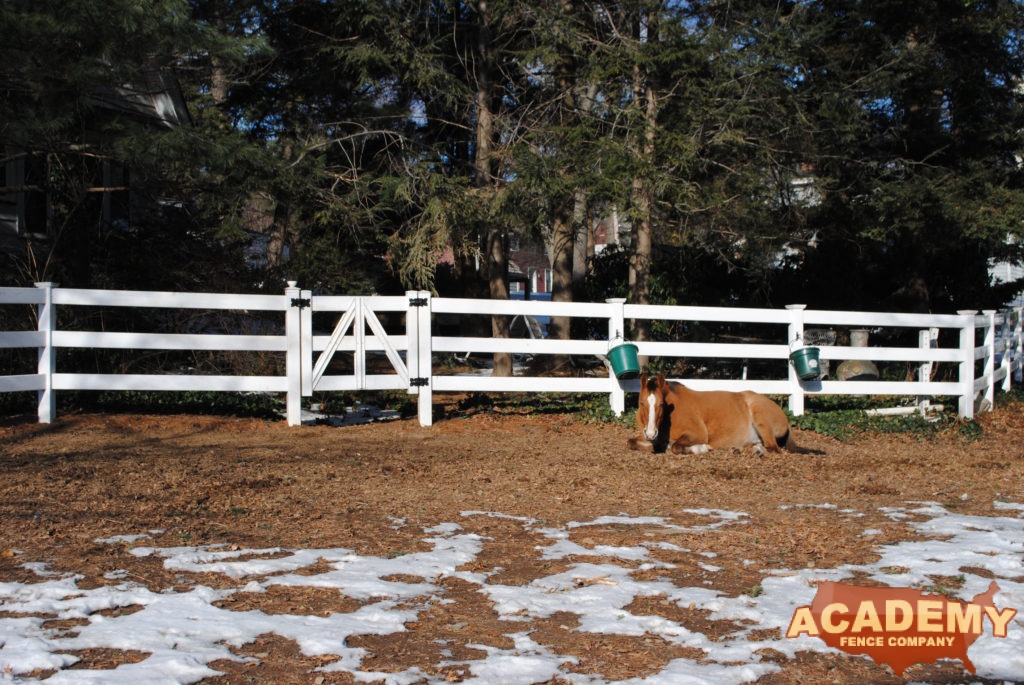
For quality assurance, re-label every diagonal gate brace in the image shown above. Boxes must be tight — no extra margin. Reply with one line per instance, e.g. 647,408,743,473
309,299,410,393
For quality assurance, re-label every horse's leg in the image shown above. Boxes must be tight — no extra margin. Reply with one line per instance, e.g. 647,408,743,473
668,422,711,455
671,441,711,455
627,437,656,452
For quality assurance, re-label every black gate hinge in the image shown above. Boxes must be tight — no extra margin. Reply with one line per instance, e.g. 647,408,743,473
409,296,428,307
410,377,429,387
291,297,311,309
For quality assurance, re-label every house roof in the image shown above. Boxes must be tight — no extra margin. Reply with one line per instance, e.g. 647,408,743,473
87,68,191,129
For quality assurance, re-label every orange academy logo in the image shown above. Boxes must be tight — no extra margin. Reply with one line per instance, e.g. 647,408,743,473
785,580,1017,676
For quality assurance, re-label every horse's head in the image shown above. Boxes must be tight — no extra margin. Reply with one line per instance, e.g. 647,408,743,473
637,374,669,442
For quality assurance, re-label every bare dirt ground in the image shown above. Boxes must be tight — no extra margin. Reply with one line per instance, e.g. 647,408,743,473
1,398,1023,684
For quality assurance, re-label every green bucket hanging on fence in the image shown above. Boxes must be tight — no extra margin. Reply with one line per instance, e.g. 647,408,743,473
789,346,821,381
608,342,640,380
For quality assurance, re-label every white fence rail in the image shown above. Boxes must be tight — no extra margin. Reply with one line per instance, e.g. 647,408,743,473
1,282,1021,426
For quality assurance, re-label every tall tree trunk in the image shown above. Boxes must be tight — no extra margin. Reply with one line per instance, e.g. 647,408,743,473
473,0,512,377
539,0,582,374
210,55,229,105
266,142,294,271
628,73,657,346
535,198,574,373
266,197,291,270
572,188,589,293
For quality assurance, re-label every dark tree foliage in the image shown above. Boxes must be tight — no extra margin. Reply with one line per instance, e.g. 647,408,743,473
767,0,1024,312
2,0,1023,314
0,0,271,291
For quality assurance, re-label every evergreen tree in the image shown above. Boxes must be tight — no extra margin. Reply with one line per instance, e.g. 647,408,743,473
6,0,1022,316
774,0,1024,311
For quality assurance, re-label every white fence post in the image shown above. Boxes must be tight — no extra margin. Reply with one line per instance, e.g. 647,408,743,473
285,282,303,426
917,327,938,409
1000,312,1013,393
606,298,627,416
786,304,807,416
982,310,997,410
407,291,433,426
34,282,56,424
1013,306,1024,385
958,310,978,419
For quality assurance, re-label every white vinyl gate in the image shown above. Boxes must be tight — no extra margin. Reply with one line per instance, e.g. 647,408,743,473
296,289,433,425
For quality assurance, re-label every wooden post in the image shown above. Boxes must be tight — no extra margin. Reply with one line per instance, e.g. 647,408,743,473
34,282,56,424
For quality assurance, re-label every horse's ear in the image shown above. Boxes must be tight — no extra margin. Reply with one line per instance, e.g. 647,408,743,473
655,374,667,388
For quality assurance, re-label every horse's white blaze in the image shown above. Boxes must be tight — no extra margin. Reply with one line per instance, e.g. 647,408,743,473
644,393,658,440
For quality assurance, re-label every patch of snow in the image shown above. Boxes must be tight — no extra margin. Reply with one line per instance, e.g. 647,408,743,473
1,506,1021,683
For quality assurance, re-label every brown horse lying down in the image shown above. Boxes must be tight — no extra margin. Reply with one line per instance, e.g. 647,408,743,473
627,374,790,455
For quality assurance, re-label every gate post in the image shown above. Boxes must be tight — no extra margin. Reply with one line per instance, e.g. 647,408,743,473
300,287,313,396
958,310,978,419
406,290,433,426
285,282,304,426
35,282,56,424
786,304,807,416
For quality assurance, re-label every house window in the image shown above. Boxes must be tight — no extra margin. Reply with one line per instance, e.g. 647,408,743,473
530,268,553,294
101,162,131,230
0,150,48,237
0,154,15,235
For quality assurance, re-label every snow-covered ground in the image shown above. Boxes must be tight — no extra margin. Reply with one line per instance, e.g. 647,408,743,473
1,502,1022,684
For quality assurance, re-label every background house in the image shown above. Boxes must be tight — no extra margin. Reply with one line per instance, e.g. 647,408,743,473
0,70,191,263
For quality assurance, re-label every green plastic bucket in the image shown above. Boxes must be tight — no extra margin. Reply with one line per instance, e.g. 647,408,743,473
608,342,640,380
789,346,821,380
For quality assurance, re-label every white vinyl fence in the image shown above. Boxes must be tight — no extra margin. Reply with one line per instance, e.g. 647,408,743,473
1,282,1021,426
